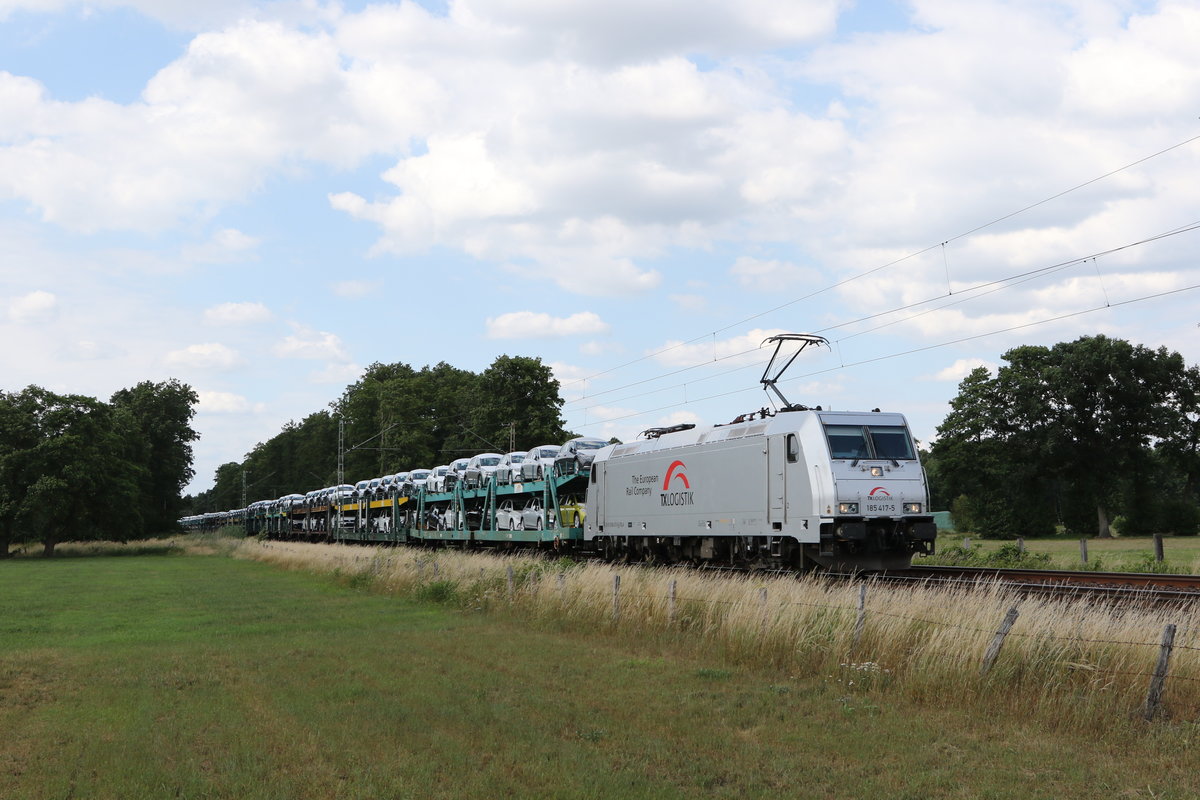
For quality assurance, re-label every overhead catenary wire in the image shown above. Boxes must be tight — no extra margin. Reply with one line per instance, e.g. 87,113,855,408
560,218,1200,414
565,281,1200,430
556,132,1200,393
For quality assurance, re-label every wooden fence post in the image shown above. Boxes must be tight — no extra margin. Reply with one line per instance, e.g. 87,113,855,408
980,607,1020,676
557,572,566,604
1143,624,1177,721
853,585,868,647
612,574,621,622
1079,538,1088,565
506,565,515,602
759,587,769,636
1154,534,1164,564
668,579,677,626
1016,537,1025,554
962,537,970,549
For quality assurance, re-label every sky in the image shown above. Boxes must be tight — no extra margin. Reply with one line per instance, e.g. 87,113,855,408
2,0,1199,498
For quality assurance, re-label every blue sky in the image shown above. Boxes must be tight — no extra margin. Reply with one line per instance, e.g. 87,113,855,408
2,0,1198,496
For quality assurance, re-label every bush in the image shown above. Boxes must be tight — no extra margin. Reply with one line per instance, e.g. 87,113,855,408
924,541,1052,569
979,543,1052,569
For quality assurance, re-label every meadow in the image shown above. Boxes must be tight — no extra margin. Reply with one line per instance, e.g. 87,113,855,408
930,532,1200,572
2,537,1199,799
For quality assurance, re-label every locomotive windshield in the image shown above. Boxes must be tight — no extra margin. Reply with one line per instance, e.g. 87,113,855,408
824,424,916,461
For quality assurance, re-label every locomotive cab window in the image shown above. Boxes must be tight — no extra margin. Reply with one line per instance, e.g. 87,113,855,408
824,424,916,461
868,426,915,460
786,433,800,463
824,425,870,459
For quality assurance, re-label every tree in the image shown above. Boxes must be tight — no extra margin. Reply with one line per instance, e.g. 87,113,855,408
110,380,199,535
474,355,570,453
1034,336,1195,537
933,336,1200,538
0,388,43,558
202,353,575,507
16,389,143,556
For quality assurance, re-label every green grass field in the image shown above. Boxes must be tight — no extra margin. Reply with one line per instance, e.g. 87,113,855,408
931,532,1200,572
3,550,1200,799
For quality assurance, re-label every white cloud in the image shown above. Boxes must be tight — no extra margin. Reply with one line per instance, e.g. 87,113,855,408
548,361,592,384
8,290,57,323
451,0,839,65
0,21,373,232
204,301,273,325
730,256,822,291
164,342,243,370
652,327,797,368
928,358,997,383
196,390,265,414
274,325,350,361
1064,5,1200,122
0,1,270,30
184,228,261,264
486,311,610,339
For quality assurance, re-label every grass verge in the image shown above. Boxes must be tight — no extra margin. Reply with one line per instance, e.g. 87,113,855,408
3,545,1200,798
236,540,1200,729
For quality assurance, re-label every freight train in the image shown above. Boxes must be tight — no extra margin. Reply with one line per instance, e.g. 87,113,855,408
183,335,937,571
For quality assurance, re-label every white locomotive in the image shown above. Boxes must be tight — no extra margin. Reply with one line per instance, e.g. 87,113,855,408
585,409,935,570
584,334,936,570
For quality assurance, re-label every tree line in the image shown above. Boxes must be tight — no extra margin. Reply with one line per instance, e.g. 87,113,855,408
926,335,1200,538
186,355,574,514
0,380,199,557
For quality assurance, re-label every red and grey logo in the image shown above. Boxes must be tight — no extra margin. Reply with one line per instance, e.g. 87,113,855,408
661,460,694,506
869,487,891,497
662,460,690,490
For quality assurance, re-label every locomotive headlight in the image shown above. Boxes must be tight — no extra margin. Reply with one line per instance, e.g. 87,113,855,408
838,502,859,514
870,466,883,477
903,502,922,513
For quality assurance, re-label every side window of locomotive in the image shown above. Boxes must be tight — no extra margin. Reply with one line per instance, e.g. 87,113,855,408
824,425,870,459
868,426,916,460
786,433,800,463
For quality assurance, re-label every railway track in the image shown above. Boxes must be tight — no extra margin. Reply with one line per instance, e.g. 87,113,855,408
870,565,1200,605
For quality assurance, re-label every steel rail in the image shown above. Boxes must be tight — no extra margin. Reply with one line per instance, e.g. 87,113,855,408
866,565,1200,605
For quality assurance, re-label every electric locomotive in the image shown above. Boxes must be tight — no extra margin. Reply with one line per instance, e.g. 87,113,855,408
584,407,935,571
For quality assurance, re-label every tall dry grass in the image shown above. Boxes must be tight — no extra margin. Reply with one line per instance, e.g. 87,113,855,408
234,539,1200,728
